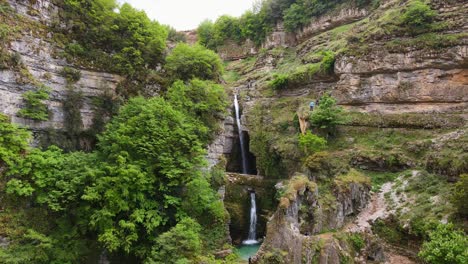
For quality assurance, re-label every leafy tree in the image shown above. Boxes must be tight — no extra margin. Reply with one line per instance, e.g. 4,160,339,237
310,94,347,135
283,3,308,32
84,97,206,257
239,10,269,45
146,218,202,263
213,15,242,44
1,94,229,262
165,43,223,81
419,223,468,264
166,79,228,142
450,174,468,218
197,20,216,50
298,131,327,155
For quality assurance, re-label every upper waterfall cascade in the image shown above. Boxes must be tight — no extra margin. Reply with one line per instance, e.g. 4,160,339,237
234,94,248,174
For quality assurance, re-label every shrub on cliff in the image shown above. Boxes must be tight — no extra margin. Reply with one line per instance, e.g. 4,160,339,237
61,1,167,76
17,86,50,121
400,0,436,34
310,94,347,135
298,132,327,155
419,223,468,264
269,73,289,90
450,174,468,219
165,43,223,81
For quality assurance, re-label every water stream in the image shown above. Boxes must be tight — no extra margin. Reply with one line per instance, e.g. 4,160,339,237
242,192,258,245
234,94,248,174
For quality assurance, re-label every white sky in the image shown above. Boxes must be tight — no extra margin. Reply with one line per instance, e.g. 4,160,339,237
117,0,258,31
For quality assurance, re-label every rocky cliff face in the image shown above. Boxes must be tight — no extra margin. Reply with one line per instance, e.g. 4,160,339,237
254,178,371,264
1,0,122,134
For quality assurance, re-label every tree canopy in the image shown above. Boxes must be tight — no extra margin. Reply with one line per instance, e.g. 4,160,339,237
165,43,223,81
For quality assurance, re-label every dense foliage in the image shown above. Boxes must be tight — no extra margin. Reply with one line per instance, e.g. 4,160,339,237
197,0,374,49
59,0,167,77
165,43,223,82
166,79,228,142
400,0,436,34
419,223,468,264
0,94,229,262
298,131,327,155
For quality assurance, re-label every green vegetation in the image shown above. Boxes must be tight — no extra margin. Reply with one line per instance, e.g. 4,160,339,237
0,114,30,169
1,96,229,262
165,43,223,81
309,94,347,135
419,223,468,264
279,174,317,209
17,86,50,121
298,131,327,155
335,169,371,189
197,0,375,50
59,0,167,77
346,111,465,129
400,0,436,35
347,233,365,252
269,51,335,90
166,78,228,143
59,66,81,83
450,174,468,219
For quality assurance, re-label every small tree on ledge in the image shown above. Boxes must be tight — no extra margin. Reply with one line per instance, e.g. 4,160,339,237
309,93,347,137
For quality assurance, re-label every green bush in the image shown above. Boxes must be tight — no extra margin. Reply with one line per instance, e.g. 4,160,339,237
165,43,223,81
269,73,289,90
298,131,327,155
451,174,468,218
310,94,347,135
197,20,216,50
348,233,365,251
60,66,81,83
17,86,50,121
400,0,436,34
419,223,468,264
148,218,202,263
320,50,335,74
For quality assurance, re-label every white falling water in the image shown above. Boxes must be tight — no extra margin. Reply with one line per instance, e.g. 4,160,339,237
243,192,258,245
234,94,248,174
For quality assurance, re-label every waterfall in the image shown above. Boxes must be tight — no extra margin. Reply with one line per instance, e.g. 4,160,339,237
234,94,248,174
243,192,258,245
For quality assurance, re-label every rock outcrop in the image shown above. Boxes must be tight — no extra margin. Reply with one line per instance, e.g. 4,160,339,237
1,0,122,133
254,177,371,264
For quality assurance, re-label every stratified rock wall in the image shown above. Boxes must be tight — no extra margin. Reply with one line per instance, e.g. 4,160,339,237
1,0,122,132
254,181,370,264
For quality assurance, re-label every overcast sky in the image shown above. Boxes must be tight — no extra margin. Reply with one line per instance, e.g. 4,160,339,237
117,0,258,30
